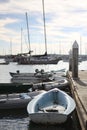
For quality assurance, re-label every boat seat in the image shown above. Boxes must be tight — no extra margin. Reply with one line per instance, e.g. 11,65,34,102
38,105,65,113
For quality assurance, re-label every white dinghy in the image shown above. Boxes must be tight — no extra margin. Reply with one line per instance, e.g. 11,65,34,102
27,88,76,124
32,78,69,91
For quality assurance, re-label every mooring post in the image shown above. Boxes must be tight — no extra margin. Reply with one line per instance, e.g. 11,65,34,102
72,40,79,79
69,49,72,71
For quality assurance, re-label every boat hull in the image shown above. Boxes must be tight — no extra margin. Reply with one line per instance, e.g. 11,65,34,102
29,113,67,124
0,98,30,109
18,59,58,65
32,79,69,91
18,54,62,65
9,68,66,78
0,83,32,94
0,90,45,110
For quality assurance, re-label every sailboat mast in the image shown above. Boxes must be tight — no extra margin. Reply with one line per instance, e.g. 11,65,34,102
21,28,23,54
42,0,47,55
26,12,31,54
10,38,12,55
80,36,82,55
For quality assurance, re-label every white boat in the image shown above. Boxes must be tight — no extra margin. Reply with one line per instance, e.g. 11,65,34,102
10,75,66,84
0,59,9,65
27,88,76,124
0,90,45,110
10,68,67,84
11,73,54,84
32,78,69,91
9,68,66,78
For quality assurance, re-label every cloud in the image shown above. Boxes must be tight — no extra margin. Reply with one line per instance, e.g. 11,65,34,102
0,0,87,54
0,0,10,3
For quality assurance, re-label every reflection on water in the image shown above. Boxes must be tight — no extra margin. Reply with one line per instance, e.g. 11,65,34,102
0,109,29,130
29,123,65,130
29,118,73,130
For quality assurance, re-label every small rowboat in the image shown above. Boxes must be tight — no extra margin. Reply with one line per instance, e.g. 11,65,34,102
27,88,76,124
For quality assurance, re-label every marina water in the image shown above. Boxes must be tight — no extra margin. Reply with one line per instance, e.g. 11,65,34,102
0,60,87,130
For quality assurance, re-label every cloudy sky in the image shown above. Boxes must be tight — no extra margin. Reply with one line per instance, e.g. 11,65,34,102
0,0,87,55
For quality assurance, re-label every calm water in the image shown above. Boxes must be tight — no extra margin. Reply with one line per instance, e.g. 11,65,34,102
0,109,80,130
0,60,87,83
0,60,86,130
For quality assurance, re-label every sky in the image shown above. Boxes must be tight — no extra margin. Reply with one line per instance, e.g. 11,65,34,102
0,0,87,55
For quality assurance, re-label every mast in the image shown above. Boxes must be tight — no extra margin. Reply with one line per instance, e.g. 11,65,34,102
42,0,47,55
26,12,31,54
80,36,82,55
10,38,12,55
21,28,23,54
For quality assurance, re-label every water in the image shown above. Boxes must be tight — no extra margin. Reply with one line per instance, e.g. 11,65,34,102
0,60,87,83
0,60,86,130
0,60,69,83
0,109,80,130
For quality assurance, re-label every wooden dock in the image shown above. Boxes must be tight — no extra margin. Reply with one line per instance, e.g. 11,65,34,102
67,70,87,130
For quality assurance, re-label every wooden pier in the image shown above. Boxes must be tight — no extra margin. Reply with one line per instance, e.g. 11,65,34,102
67,70,87,130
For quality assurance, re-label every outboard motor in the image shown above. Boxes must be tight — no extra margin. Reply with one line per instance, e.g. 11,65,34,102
35,69,39,73
16,70,20,73
41,69,44,74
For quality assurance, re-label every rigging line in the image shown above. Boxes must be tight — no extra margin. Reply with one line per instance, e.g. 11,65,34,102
42,0,47,55
21,28,29,53
26,12,31,54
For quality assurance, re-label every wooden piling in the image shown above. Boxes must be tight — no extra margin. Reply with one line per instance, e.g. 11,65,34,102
69,49,72,71
72,40,79,79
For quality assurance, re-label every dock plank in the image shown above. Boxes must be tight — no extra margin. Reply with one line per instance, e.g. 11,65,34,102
75,71,87,113
67,70,87,130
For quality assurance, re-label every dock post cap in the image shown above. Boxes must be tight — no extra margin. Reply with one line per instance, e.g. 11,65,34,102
72,40,78,48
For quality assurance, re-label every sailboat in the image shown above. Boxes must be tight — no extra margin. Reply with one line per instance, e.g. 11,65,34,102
4,39,16,63
18,0,62,65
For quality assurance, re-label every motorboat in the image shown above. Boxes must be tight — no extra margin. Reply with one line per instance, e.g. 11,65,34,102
9,68,66,78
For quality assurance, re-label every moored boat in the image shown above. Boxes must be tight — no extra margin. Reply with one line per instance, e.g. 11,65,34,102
18,54,62,65
10,69,54,84
0,62,9,65
10,69,67,84
0,83,33,94
11,75,54,84
0,59,9,65
9,68,66,78
0,90,45,110
27,88,76,124
32,78,69,91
